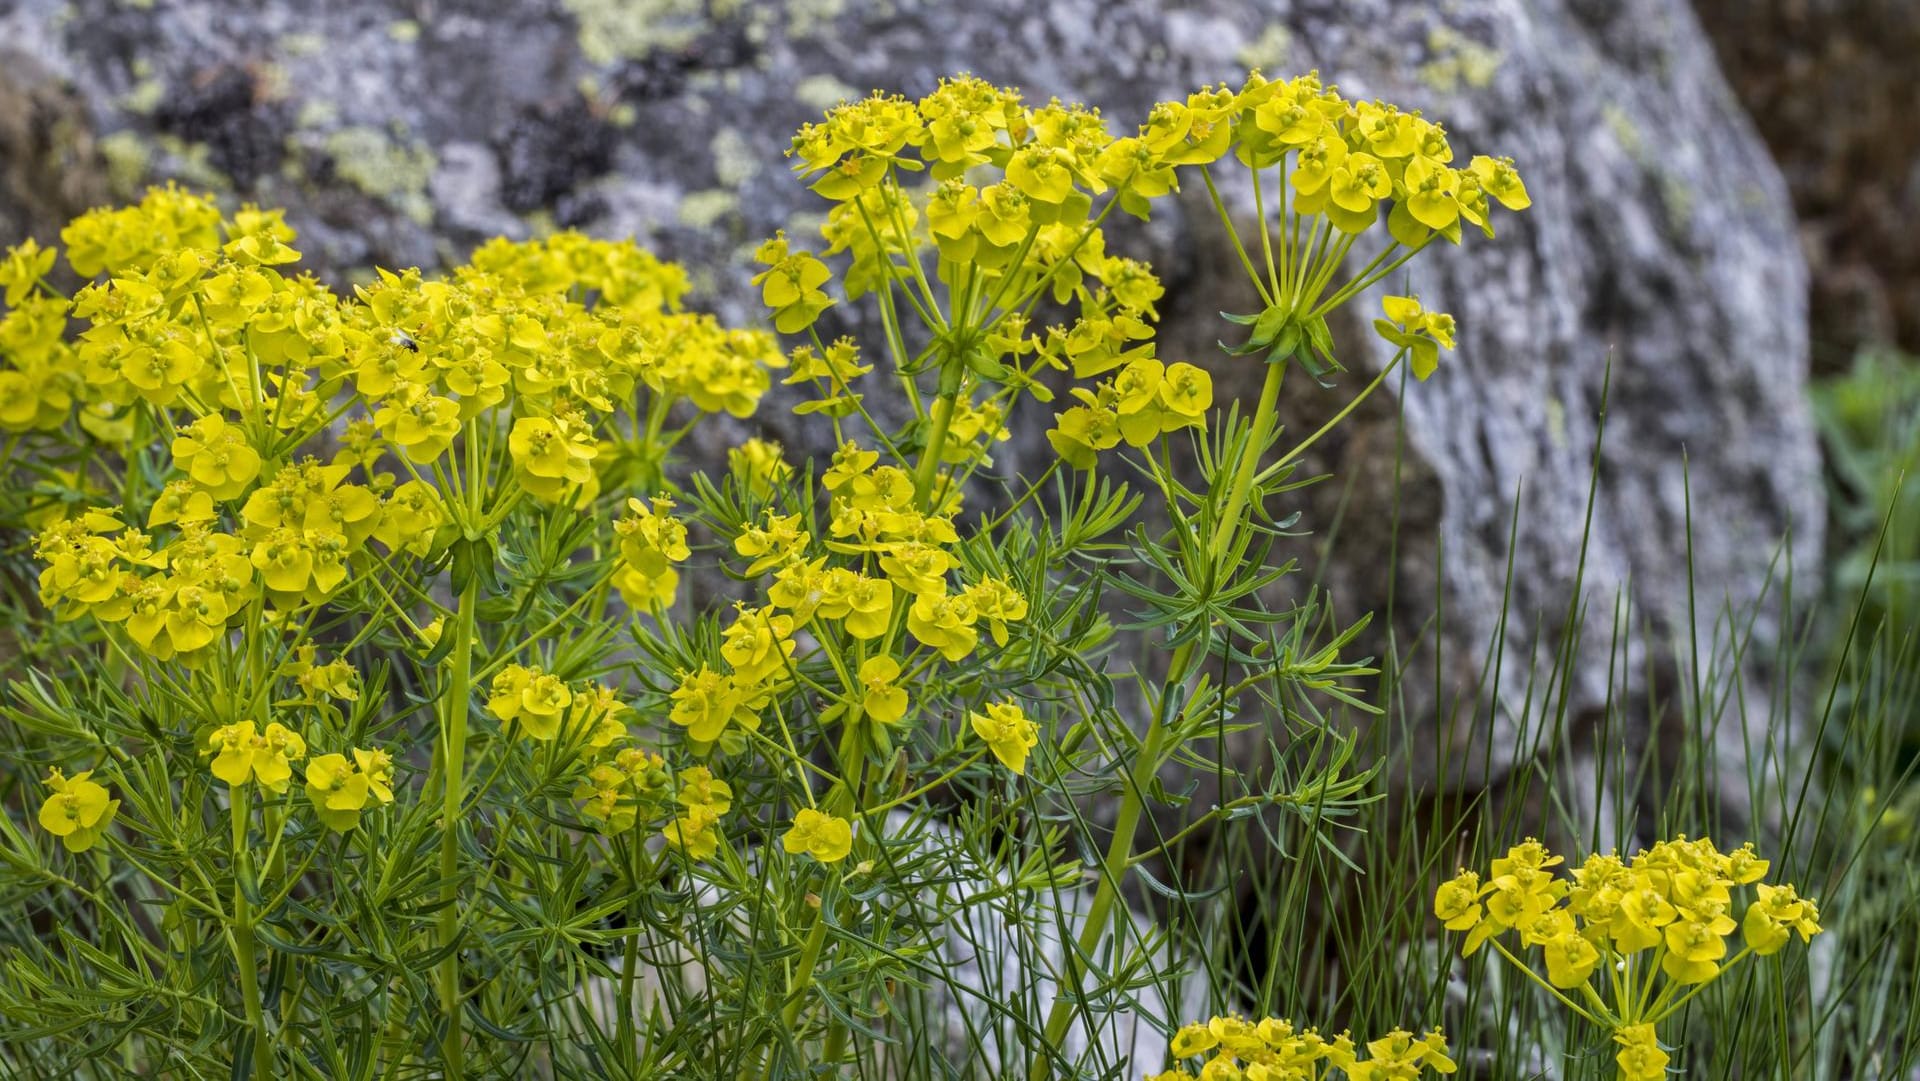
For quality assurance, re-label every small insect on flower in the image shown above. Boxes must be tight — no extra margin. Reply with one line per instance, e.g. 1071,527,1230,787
37,768,119,853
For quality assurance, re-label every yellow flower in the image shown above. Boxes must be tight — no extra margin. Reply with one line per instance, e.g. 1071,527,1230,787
1352,1027,1457,1078
855,655,909,725
170,415,262,500
1743,883,1822,956
719,604,797,684
782,808,853,864
1169,1022,1217,1058
735,512,810,577
907,591,979,662
517,672,576,740
508,414,597,502
663,807,723,861
1724,842,1769,885
728,437,792,498
0,238,57,306
373,479,445,557
1613,1024,1669,1081
751,232,834,333
1469,155,1530,211
487,664,535,723
821,574,894,640
969,701,1039,775
1006,145,1078,204
1433,869,1486,932
822,440,880,491
878,542,951,597
304,753,372,832
206,720,307,791
670,665,760,745
676,766,733,817
354,747,396,803
1543,929,1601,988
373,384,462,463
37,768,119,853
1373,295,1457,381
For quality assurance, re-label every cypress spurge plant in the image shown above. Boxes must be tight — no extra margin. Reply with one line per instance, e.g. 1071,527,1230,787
0,69,1586,1080
1436,837,1822,1081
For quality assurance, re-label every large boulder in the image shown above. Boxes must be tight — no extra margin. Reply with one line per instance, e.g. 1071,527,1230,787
0,0,1821,818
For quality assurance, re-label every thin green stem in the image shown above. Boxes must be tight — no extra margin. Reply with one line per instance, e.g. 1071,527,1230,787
1199,166,1274,308
1489,939,1604,1025
229,789,272,1080
1254,350,1405,485
436,575,480,1078
1028,359,1288,1079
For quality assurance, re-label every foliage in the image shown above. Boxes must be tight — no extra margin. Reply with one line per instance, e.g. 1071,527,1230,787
0,65,1885,1081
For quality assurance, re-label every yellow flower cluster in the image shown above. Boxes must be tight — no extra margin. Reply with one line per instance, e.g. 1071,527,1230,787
567,720,737,862
1437,837,1820,1081
281,644,361,704
37,768,120,853
486,665,629,745
1438,837,1816,983
0,257,83,434
19,190,769,670
729,437,793,497
611,495,691,609
767,71,1521,471
782,808,854,864
770,77,1202,462
1048,358,1213,469
206,720,308,791
1151,1015,1455,1081
304,748,397,832
573,747,671,835
968,701,1039,776
1612,1024,1667,1081
662,766,732,861
663,437,1030,758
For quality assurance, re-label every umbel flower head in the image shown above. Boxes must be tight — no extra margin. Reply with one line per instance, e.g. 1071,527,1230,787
37,768,119,853
1436,836,1821,1081
1151,1014,1455,1081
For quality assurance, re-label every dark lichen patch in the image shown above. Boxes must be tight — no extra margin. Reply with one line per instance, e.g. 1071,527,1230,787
152,64,290,189
602,17,755,102
492,94,616,214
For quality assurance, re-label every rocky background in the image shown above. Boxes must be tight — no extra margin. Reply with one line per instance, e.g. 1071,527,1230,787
2,0,1902,819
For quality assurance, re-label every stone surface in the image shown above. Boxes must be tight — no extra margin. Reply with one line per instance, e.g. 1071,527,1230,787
1694,0,1920,363
0,0,1822,824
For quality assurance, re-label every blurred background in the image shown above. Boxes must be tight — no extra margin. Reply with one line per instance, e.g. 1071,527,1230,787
0,0,1914,809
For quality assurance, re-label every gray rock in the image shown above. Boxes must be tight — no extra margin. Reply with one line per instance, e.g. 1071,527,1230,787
0,0,1819,830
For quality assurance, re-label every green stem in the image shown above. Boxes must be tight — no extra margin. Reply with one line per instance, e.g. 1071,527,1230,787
229,789,272,1080
436,576,480,1078
1252,350,1405,486
1648,947,1752,1022
913,362,964,504
774,724,869,1074
618,837,644,1061
1489,938,1604,1025
1028,359,1288,1079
